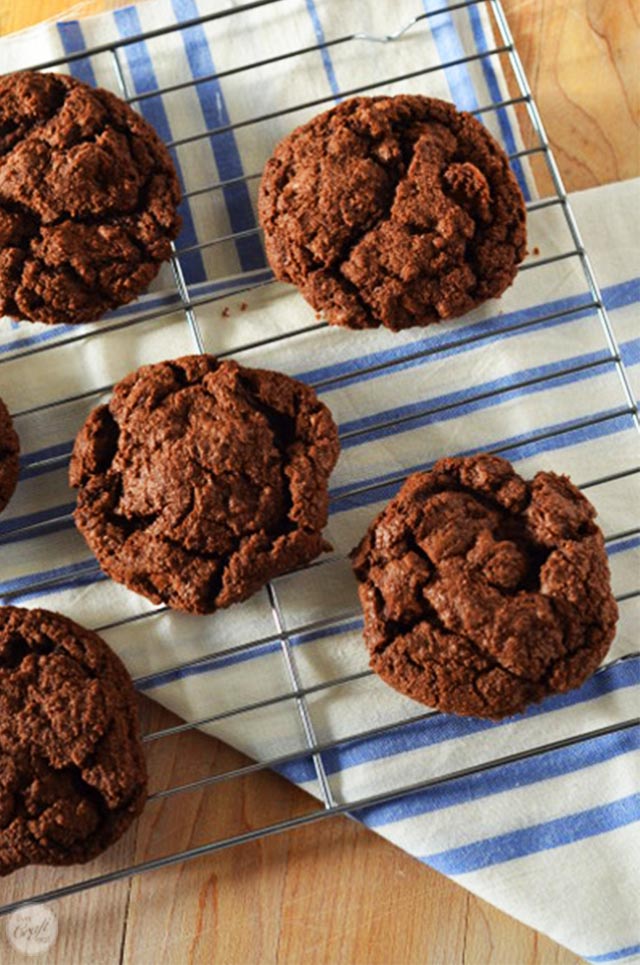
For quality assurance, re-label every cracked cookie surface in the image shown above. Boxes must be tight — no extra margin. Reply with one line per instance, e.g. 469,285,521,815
0,606,147,876
259,95,527,331
0,396,19,514
0,70,181,326
351,455,617,719
70,355,340,614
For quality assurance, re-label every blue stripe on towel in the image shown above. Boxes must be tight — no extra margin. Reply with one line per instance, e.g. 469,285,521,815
298,297,598,391
337,347,612,442
282,659,640,786
1,572,110,606
609,535,640,556
305,0,341,99
57,20,97,85
587,942,640,963
18,460,71,482
0,504,76,541
352,701,640,826
136,616,364,691
605,276,640,310
329,409,633,512
0,559,102,597
226,663,639,790
336,360,616,452
421,0,479,112
113,5,206,283
297,276,640,389
420,792,640,874
592,275,638,418
20,441,74,468
316,299,599,393
277,669,640,790
0,324,74,357
621,337,640,368
467,3,531,200
171,0,266,272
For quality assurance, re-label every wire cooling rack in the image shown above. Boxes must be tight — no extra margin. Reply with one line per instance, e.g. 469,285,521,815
0,0,638,917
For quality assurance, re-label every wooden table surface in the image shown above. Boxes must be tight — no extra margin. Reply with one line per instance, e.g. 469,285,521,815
0,1,637,963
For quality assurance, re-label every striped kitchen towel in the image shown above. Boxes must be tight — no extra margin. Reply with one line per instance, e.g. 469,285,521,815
0,1,638,961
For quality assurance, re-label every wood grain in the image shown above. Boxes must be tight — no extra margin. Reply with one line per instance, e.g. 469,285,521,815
505,0,639,190
0,1,635,963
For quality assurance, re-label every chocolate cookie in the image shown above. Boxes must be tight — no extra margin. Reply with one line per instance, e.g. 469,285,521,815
351,455,617,719
259,95,527,331
70,355,340,614
0,70,181,326
0,396,19,513
0,606,147,876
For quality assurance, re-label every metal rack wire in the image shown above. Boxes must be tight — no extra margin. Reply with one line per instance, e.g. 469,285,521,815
0,0,638,916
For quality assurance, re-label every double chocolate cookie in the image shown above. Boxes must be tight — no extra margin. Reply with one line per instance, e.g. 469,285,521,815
70,355,340,614
351,455,617,719
259,95,527,331
0,606,147,876
0,396,19,513
0,70,181,326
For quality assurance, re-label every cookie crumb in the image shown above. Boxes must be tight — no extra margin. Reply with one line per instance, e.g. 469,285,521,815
240,301,248,311
221,307,231,318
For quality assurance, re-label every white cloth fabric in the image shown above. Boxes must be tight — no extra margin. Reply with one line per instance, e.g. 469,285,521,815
0,2,638,960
